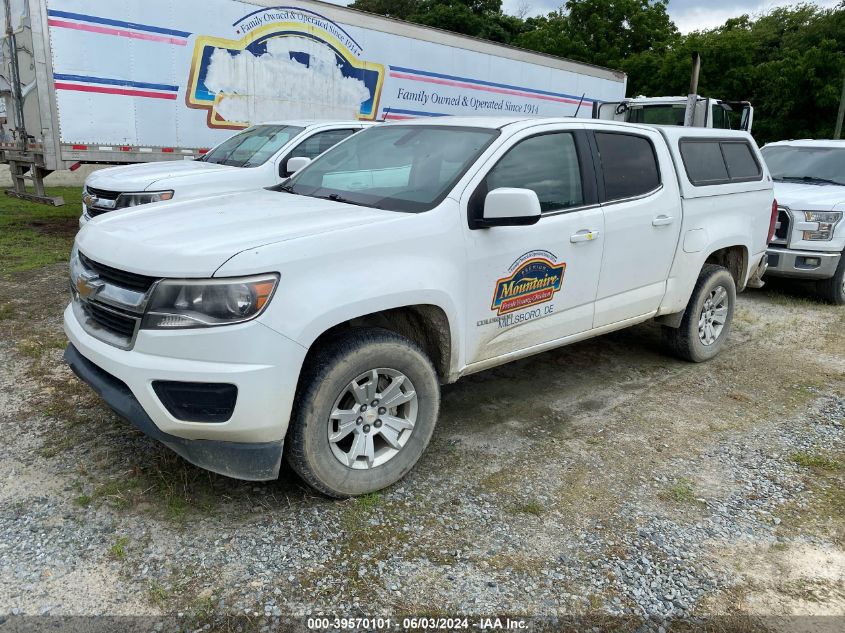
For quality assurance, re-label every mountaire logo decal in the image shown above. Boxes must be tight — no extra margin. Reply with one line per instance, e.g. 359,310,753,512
186,8,384,129
491,253,566,316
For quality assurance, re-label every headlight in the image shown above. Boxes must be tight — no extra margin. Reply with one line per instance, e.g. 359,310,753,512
803,210,842,241
141,274,279,329
115,190,174,209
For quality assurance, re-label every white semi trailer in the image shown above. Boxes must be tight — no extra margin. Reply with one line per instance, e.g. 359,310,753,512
0,0,626,204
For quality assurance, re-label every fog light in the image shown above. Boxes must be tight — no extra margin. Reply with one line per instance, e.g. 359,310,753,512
804,257,821,267
152,381,237,423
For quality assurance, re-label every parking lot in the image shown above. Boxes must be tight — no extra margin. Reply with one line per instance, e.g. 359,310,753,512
1,188,843,629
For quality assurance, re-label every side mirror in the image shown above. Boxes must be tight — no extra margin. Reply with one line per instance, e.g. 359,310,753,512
285,156,311,176
478,188,541,228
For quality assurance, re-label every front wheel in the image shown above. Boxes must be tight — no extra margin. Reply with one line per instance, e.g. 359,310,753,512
663,264,736,363
286,328,440,498
815,252,845,305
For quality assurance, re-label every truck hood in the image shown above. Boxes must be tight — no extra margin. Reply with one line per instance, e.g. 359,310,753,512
85,160,241,192
76,189,398,277
773,181,845,211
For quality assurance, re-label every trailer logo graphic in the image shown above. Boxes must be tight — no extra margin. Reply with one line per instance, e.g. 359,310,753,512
186,8,384,129
491,251,566,316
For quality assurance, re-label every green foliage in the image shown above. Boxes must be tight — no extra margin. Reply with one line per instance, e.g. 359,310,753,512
350,0,527,43
516,0,678,69
350,0,845,145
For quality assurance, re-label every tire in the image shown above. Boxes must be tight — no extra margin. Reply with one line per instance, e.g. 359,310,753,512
286,327,440,498
663,264,736,363
815,252,845,305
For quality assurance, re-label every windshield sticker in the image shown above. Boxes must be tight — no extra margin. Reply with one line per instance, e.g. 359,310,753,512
491,250,565,316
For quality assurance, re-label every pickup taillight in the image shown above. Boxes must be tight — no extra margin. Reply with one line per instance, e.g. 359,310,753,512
767,199,778,243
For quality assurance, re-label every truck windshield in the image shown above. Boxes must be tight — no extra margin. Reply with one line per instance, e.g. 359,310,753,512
279,125,499,212
201,125,304,168
762,146,845,186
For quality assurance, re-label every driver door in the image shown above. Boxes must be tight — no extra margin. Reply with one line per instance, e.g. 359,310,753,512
462,128,606,365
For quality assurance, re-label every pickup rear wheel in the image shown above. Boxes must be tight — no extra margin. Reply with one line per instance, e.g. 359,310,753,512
663,264,736,363
286,328,440,498
815,252,845,305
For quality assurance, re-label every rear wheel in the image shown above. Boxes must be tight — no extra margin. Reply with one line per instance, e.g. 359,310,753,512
815,251,845,305
286,328,440,498
663,264,736,363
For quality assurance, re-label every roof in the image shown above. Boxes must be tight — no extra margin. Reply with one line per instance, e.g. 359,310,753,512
380,116,758,139
763,139,845,149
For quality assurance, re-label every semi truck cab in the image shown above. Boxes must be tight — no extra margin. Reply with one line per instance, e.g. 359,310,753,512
593,96,753,132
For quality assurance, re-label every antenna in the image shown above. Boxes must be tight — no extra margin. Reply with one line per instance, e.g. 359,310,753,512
573,93,586,118
380,107,391,122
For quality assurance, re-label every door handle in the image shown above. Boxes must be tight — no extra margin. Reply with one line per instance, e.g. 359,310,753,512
652,215,675,227
570,229,600,243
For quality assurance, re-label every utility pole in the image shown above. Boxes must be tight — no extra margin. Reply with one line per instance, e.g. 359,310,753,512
3,0,27,151
683,51,701,127
835,72,845,140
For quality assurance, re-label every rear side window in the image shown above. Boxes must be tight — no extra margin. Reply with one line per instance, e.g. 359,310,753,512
680,139,762,186
594,132,661,201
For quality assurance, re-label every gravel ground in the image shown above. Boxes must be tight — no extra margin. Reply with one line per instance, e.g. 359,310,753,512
1,267,844,631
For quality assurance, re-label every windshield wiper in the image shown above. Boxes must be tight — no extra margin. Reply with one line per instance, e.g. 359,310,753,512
313,193,372,207
275,183,299,195
776,175,845,186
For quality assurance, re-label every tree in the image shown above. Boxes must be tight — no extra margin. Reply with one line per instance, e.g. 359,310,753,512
349,0,526,43
515,0,679,69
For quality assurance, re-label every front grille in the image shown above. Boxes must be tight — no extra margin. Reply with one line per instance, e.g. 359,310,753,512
86,187,120,200
82,301,138,338
78,252,158,293
84,187,121,217
772,209,791,245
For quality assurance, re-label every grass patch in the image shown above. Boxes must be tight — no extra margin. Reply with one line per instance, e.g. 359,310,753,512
356,492,381,509
660,477,696,503
147,581,169,608
0,187,82,274
791,451,841,471
74,494,92,508
109,536,130,561
512,500,544,516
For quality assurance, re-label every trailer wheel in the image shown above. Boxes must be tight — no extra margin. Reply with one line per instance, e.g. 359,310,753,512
286,328,440,498
815,251,845,305
663,264,736,363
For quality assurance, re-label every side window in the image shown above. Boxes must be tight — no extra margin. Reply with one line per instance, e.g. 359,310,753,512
679,141,728,184
680,140,762,185
282,129,356,175
484,133,584,213
594,132,661,201
721,142,761,180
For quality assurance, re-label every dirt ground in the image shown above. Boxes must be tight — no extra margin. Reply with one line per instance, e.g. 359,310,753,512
0,260,843,631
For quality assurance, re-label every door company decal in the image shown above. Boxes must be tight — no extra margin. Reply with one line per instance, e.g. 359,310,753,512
186,7,385,129
490,250,566,316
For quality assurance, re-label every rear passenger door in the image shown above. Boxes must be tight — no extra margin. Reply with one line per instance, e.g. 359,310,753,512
591,127,682,328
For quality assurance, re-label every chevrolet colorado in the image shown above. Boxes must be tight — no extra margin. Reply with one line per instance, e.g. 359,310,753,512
64,118,774,497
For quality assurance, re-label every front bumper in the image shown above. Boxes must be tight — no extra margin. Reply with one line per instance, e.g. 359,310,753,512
765,247,840,280
63,302,309,479
65,344,283,480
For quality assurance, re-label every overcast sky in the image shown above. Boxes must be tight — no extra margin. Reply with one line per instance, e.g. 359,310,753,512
325,0,841,34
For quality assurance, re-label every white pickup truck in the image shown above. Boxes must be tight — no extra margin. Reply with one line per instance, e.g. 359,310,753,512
64,118,774,497
762,140,845,303
79,120,372,225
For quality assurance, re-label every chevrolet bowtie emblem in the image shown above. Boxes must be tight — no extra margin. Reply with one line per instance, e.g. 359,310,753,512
76,271,104,299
